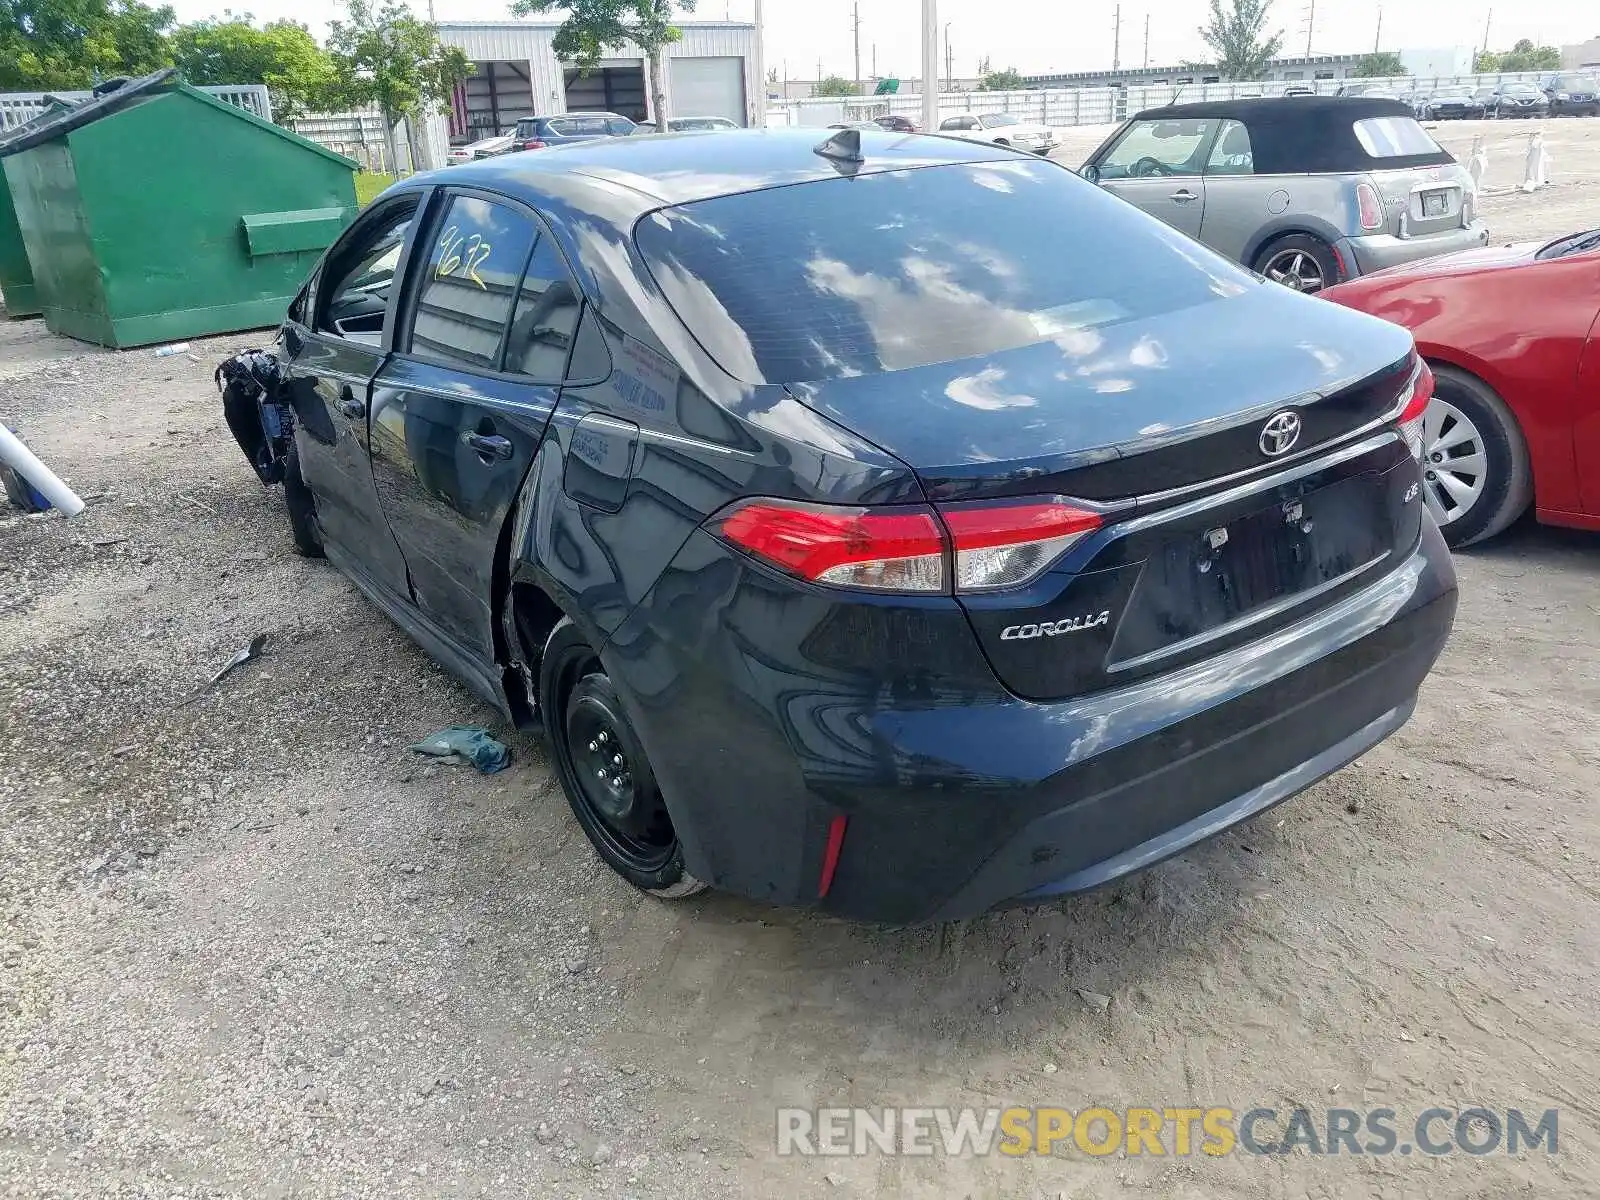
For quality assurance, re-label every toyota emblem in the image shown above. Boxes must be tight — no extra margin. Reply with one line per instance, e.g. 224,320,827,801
1258,411,1302,457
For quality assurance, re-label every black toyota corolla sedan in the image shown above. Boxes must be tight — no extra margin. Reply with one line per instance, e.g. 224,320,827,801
231,129,1457,923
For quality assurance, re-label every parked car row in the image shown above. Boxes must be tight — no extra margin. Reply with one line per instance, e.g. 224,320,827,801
1410,73,1599,120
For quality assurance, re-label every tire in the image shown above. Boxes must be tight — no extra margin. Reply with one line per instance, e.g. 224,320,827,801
538,618,706,899
282,440,324,558
1253,233,1340,294
1421,365,1533,548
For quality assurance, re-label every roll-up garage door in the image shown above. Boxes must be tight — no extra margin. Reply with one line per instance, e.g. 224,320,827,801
668,57,747,125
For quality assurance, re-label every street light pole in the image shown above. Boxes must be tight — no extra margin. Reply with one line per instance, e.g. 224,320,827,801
921,0,939,134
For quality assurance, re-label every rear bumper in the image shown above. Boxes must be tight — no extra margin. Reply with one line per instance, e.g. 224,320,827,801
1340,221,1491,277
609,516,1457,924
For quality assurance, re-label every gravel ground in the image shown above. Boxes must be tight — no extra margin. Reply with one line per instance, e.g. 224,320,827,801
3,119,1600,1198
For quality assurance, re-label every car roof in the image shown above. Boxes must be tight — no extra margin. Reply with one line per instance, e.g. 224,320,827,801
1118,94,1454,173
436,127,1030,208
1133,95,1412,122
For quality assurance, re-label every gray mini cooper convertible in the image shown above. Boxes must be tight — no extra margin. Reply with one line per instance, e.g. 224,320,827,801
1081,97,1489,293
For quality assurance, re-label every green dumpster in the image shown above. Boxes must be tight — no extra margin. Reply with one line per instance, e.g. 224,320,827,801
0,69,359,348
0,96,79,318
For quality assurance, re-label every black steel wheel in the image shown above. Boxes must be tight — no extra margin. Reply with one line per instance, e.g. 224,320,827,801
538,618,705,898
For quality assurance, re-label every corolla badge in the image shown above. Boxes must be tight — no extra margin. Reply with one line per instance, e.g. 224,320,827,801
1000,611,1112,641
1258,410,1303,457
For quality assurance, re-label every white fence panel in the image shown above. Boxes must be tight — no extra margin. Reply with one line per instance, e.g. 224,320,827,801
0,82,270,131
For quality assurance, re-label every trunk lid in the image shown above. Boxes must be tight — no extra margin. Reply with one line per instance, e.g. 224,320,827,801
1370,162,1476,239
785,285,1420,700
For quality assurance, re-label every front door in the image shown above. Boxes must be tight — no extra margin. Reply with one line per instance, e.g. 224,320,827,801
369,191,584,662
281,196,424,596
1091,116,1218,241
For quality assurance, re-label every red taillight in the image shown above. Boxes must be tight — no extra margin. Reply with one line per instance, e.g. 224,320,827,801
715,500,947,592
1396,359,1435,460
940,500,1103,592
712,496,1102,594
1356,181,1384,231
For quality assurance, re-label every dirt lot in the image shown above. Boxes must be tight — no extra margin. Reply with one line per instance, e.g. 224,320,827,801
2,118,1599,1199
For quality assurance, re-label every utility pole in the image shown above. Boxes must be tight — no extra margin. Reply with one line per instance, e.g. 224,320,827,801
1480,9,1493,65
1373,5,1382,52
1302,0,1315,58
921,0,939,134
852,2,861,94
752,0,766,126
1112,4,1122,71
872,44,877,81
1143,13,1150,68
945,25,953,90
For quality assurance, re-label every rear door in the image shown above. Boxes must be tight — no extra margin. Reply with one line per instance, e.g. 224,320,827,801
281,195,423,596
368,190,583,663
1091,117,1216,240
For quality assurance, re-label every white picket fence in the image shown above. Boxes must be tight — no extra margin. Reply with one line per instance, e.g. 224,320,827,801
768,70,1557,132
0,82,271,131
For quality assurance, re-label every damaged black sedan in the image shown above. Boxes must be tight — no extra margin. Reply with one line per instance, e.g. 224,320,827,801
224,129,1457,923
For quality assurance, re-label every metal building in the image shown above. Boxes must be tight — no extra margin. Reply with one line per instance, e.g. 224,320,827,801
428,19,759,160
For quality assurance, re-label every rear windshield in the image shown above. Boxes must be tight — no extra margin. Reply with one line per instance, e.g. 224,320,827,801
635,159,1254,385
1353,116,1444,158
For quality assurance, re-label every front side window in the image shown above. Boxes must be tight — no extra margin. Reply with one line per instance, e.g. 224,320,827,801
318,201,419,344
503,237,583,382
407,195,538,372
1097,118,1217,178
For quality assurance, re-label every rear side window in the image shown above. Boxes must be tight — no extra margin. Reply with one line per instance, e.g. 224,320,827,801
636,159,1252,385
408,195,538,372
504,237,582,382
552,116,608,136
1352,117,1443,158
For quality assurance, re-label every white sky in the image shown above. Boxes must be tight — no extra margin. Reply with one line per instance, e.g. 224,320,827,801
166,0,1597,80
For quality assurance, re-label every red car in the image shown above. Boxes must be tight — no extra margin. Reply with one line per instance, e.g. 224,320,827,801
1323,227,1600,546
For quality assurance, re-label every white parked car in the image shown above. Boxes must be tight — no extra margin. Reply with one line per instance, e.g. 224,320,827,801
935,112,1057,154
447,131,514,165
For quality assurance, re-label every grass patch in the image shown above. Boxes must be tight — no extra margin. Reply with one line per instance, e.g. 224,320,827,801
355,172,396,207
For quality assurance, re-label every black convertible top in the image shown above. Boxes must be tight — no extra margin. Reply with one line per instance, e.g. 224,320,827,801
1125,96,1455,173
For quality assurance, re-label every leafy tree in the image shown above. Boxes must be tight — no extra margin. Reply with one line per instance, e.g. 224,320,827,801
509,0,696,126
0,0,175,90
813,74,857,97
1496,39,1560,72
325,0,471,171
1474,49,1500,72
766,65,777,84
171,15,339,122
1196,0,1284,81
978,67,1024,91
1353,51,1405,78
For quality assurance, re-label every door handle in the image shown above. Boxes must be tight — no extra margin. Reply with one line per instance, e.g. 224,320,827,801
337,385,365,419
1169,189,1198,202
461,431,514,461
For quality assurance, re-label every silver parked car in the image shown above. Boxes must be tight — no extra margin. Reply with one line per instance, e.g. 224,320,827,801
1080,97,1490,293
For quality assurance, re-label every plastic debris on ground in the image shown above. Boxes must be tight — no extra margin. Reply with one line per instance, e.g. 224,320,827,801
408,726,512,774
183,633,268,704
